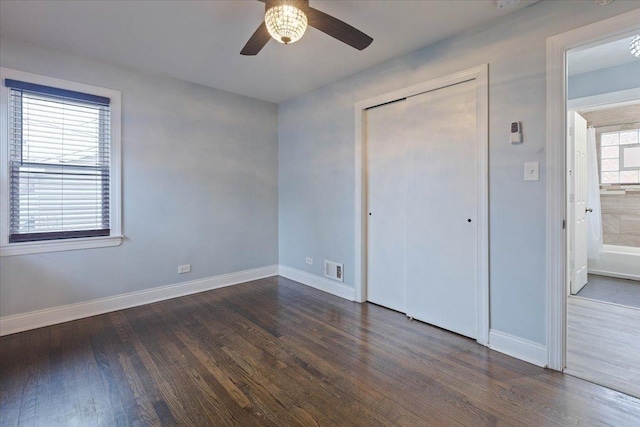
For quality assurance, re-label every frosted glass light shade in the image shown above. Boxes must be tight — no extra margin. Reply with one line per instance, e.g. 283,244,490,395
265,4,308,44
631,35,640,58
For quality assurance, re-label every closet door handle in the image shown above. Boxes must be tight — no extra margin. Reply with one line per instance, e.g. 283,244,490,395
586,208,593,213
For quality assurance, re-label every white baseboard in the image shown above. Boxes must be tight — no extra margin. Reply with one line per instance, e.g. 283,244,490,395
587,269,640,281
0,265,279,336
489,330,547,368
279,265,356,301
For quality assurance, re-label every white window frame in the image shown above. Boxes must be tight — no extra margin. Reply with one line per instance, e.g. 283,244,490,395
0,67,122,256
599,129,640,184
620,143,640,172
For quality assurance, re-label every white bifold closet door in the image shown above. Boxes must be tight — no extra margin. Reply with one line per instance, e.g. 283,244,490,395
367,80,478,339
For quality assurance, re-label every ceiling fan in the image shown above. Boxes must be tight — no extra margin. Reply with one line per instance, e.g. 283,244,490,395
240,0,373,55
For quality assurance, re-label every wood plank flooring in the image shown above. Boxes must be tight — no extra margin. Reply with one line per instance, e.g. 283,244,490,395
566,295,640,399
2,276,640,426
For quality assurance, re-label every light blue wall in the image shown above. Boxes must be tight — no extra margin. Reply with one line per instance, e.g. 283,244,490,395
0,39,279,317
569,61,640,100
278,1,640,345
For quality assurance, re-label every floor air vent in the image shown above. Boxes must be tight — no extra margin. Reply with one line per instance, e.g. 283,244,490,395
324,260,344,282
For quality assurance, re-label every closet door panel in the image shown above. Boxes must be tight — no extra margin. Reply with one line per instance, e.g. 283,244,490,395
366,99,408,313
404,80,478,338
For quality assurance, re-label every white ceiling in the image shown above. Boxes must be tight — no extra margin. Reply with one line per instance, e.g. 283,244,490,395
0,0,540,103
568,36,639,76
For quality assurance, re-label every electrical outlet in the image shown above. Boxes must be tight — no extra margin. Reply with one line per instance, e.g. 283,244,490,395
178,264,191,274
306,257,313,265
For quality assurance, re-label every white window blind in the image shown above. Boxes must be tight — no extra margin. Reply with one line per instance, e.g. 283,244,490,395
7,79,111,243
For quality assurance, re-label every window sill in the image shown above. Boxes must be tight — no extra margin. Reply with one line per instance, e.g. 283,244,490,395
600,184,640,195
0,235,123,257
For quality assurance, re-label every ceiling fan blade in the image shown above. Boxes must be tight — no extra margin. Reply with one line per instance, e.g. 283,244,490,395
240,22,270,55
306,7,373,51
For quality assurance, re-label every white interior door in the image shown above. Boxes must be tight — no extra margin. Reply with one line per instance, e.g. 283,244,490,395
367,79,479,339
366,99,408,313
404,81,478,339
569,111,588,294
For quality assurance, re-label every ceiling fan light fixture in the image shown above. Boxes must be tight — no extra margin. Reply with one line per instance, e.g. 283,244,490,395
631,35,640,58
265,3,308,45
240,0,372,56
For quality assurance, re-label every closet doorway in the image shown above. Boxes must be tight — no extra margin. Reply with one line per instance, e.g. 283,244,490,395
354,66,489,343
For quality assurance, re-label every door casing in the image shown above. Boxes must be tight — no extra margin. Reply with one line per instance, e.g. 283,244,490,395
546,8,640,371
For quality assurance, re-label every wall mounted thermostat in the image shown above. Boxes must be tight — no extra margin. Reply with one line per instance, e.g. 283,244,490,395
510,121,523,144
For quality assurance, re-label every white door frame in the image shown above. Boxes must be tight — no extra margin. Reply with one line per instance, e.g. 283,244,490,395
546,8,640,371
353,64,489,345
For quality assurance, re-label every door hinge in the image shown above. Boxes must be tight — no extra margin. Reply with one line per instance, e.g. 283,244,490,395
562,219,566,229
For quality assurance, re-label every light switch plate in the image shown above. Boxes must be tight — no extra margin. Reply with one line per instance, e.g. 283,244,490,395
524,162,539,181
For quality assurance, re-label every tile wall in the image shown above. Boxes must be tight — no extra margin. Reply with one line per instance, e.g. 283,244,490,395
582,104,640,248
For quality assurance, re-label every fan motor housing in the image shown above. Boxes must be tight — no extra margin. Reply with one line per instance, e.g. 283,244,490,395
265,0,310,13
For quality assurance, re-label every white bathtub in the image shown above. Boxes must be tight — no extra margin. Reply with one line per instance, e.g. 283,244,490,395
588,245,640,280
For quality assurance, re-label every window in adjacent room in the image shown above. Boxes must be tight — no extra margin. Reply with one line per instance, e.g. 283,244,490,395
0,68,122,256
600,129,640,184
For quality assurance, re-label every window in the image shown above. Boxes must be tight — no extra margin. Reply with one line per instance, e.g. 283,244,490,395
600,129,640,184
1,68,121,256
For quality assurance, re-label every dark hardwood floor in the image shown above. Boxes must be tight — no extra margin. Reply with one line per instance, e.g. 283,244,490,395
2,276,640,426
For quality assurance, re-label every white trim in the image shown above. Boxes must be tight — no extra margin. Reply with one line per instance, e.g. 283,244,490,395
546,32,567,373
0,235,123,257
354,102,365,304
0,265,278,336
279,265,356,301
0,67,123,257
587,269,640,281
569,294,640,313
354,64,490,345
476,65,490,346
546,9,640,372
489,330,547,368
